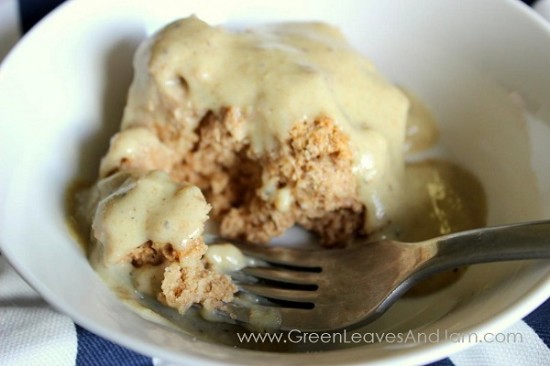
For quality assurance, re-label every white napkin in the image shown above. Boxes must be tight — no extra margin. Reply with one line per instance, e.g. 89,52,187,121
0,256,78,365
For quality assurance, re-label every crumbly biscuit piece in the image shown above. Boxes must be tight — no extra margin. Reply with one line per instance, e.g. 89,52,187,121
129,238,237,313
191,111,365,246
104,108,365,246
88,170,237,313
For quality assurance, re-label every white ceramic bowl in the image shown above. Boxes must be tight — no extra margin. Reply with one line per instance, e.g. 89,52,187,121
1,0,550,364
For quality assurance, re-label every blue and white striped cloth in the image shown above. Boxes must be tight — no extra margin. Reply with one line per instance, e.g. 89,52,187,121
1,0,549,364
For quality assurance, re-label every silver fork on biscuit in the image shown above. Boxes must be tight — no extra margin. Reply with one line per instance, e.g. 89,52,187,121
215,220,550,331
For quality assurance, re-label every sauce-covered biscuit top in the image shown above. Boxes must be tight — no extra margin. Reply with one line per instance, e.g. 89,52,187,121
119,16,409,231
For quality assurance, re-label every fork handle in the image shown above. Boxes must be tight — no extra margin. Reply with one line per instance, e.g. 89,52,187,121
425,220,550,272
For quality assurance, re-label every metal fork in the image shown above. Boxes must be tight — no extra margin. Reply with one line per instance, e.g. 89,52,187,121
218,220,550,331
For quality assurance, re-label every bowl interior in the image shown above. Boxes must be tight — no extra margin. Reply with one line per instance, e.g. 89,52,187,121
1,0,550,365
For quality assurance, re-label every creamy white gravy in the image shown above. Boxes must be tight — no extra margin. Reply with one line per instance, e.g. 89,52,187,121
121,16,409,232
88,170,209,265
205,243,253,273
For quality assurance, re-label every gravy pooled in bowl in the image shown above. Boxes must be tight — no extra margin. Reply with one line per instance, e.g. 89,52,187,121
69,16,486,347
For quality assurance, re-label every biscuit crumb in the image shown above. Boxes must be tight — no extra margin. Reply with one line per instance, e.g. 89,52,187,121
130,238,237,313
